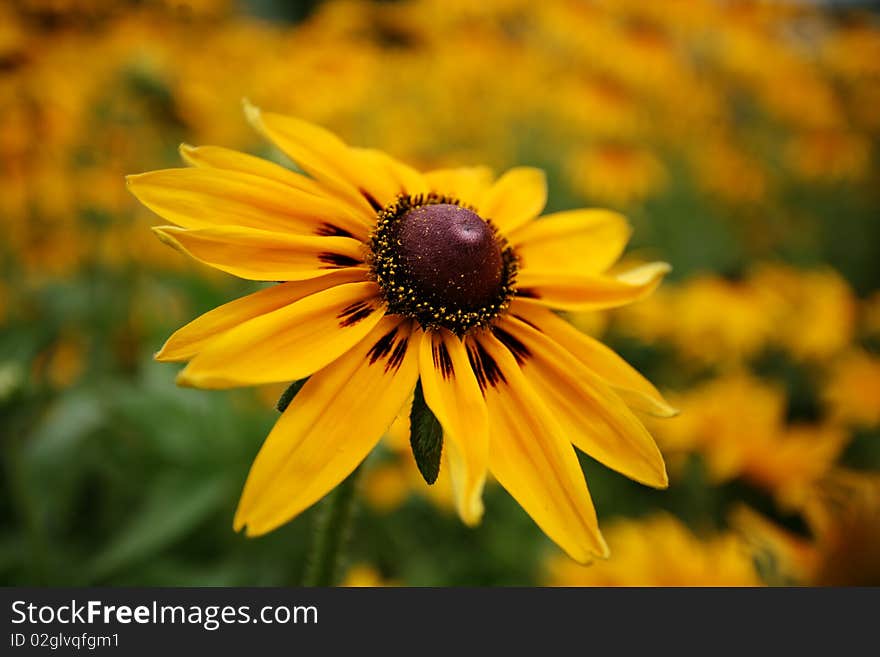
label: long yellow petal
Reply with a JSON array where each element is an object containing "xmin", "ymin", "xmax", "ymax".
[
  {"xmin": 155, "ymin": 270, "xmax": 366, "ymax": 363},
  {"xmin": 510, "ymin": 209, "xmax": 632, "ymax": 276},
  {"xmin": 180, "ymin": 143, "xmax": 378, "ymax": 231},
  {"xmin": 494, "ymin": 317, "xmax": 668, "ymax": 489},
  {"xmin": 127, "ymin": 167, "xmax": 369, "ymax": 239},
  {"xmin": 152, "ymin": 225, "xmax": 365, "ymax": 282},
  {"xmin": 418, "ymin": 327, "xmax": 489, "ymax": 526},
  {"xmin": 244, "ymin": 102, "xmax": 401, "ymax": 212},
  {"xmin": 179, "ymin": 144, "xmax": 327, "ymax": 197},
  {"xmin": 471, "ymin": 331, "xmax": 609, "ymax": 563},
  {"xmin": 509, "ymin": 299, "xmax": 677, "ymax": 417},
  {"xmin": 516, "ymin": 261, "xmax": 671, "ymax": 311},
  {"xmin": 477, "ymin": 167, "xmax": 547, "ymax": 235},
  {"xmin": 234, "ymin": 318, "xmax": 420, "ymax": 535},
  {"xmin": 177, "ymin": 281, "xmax": 384, "ymax": 388},
  {"xmin": 424, "ymin": 166, "xmax": 494, "ymax": 207},
  {"xmin": 352, "ymin": 147, "xmax": 430, "ymax": 198}
]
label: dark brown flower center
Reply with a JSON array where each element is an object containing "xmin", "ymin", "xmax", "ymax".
[
  {"xmin": 368, "ymin": 194, "xmax": 518, "ymax": 334},
  {"xmin": 397, "ymin": 203, "xmax": 503, "ymax": 309}
]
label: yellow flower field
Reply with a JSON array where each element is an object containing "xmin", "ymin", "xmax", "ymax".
[{"xmin": 1, "ymin": 0, "xmax": 878, "ymax": 586}]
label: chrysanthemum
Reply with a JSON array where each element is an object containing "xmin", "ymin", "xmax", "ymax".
[{"xmin": 127, "ymin": 103, "xmax": 674, "ymax": 562}]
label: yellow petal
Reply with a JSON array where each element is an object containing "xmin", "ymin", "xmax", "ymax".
[
  {"xmin": 510, "ymin": 209, "xmax": 632, "ymax": 275},
  {"xmin": 155, "ymin": 270, "xmax": 366, "ymax": 363},
  {"xmin": 510, "ymin": 299, "xmax": 677, "ymax": 417},
  {"xmin": 477, "ymin": 167, "xmax": 547, "ymax": 235},
  {"xmin": 424, "ymin": 166, "xmax": 494, "ymax": 207},
  {"xmin": 234, "ymin": 318, "xmax": 420, "ymax": 535},
  {"xmin": 418, "ymin": 327, "xmax": 488, "ymax": 526},
  {"xmin": 352, "ymin": 147, "xmax": 429, "ymax": 198},
  {"xmin": 127, "ymin": 167, "xmax": 368, "ymax": 239},
  {"xmin": 494, "ymin": 317, "xmax": 668, "ymax": 489},
  {"xmin": 471, "ymin": 331, "xmax": 609, "ymax": 562},
  {"xmin": 179, "ymin": 144, "xmax": 326, "ymax": 196},
  {"xmin": 244, "ymin": 102, "xmax": 400, "ymax": 212},
  {"xmin": 180, "ymin": 143, "xmax": 378, "ymax": 230},
  {"xmin": 517, "ymin": 261, "xmax": 671, "ymax": 311},
  {"xmin": 177, "ymin": 281, "xmax": 384, "ymax": 388},
  {"xmin": 152, "ymin": 225, "xmax": 365, "ymax": 282}
]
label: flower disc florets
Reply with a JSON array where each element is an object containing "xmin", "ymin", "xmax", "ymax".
[{"xmin": 368, "ymin": 193, "xmax": 518, "ymax": 334}]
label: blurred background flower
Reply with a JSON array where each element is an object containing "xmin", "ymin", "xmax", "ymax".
[{"xmin": 1, "ymin": 0, "xmax": 878, "ymax": 586}]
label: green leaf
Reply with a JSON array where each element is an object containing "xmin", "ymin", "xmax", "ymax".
[
  {"xmin": 409, "ymin": 381, "xmax": 443, "ymax": 485},
  {"xmin": 87, "ymin": 473, "xmax": 229, "ymax": 582},
  {"xmin": 276, "ymin": 379, "xmax": 307, "ymax": 413},
  {"xmin": 25, "ymin": 389, "xmax": 105, "ymax": 471}
]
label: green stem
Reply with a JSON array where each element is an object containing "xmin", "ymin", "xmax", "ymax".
[{"xmin": 302, "ymin": 465, "xmax": 363, "ymax": 587}]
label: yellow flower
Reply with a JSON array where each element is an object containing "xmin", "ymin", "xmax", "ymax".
[
  {"xmin": 688, "ymin": 135, "xmax": 768, "ymax": 204},
  {"xmin": 654, "ymin": 372, "xmax": 847, "ymax": 509},
  {"xmin": 558, "ymin": 74, "xmax": 643, "ymax": 140},
  {"xmin": 803, "ymin": 471, "xmax": 880, "ymax": 586},
  {"xmin": 128, "ymin": 104, "xmax": 674, "ymax": 563},
  {"xmin": 565, "ymin": 142, "xmax": 667, "ymax": 207},
  {"xmin": 821, "ymin": 20, "xmax": 880, "ymax": 81},
  {"xmin": 546, "ymin": 513, "xmax": 761, "ymax": 587},
  {"xmin": 668, "ymin": 275, "xmax": 776, "ymax": 366},
  {"xmin": 785, "ymin": 130, "xmax": 871, "ymax": 183},
  {"xmin": 361, "ymin": 461, "xmax": 413, "ymax": 513},
  {"xmin": 735, "ymin": 470, "xmax": 880, "ymax": 586},
  {"xmin": 752, "ymin": 264, "xmax": 856, "ymax": 362},
  {"xmin": 614, "ymin": 274, "xmax": 775, "ymax": 367},
  {"xmin": 823, "ymin": 349, "xmax": 880, "ymax": 428},
  {"xmin": 341, "ymin": 563, "xmax": 397, "ymax": 587}
]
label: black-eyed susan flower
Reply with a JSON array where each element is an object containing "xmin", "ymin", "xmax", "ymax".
[{"xmin": 127, "ymin": 103, "xmax": 674, "ymax": 563}]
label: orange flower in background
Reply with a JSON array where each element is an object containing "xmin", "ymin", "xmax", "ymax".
[
  {"xmin": 689, "ymin": 136, "xmax": 768, "ymax": 204},
  {"xmin": 128, "ymin": 104, "xmax": 675, "ymax": 562},
  {"xmin": 565, "ymin": 142, "xmax": 667, "ymax": 207},
  {"xmin": 614, "ymin": 275, "xmax": 776, "ymax": 367},
  {"xmin": 654, "ymin": 372, "xmax": 847, "ymax": 509},
  {"xmin": 752, "ymin": 264, "xmax": 856, "ymax": 362},
  {"xmin": 785, "ymin": 131, "xmax": 871, "ymax": 183},
  {"xmin": 616, "ymin": 265, "xmax": 860, "ymax": 369},
  {"xmin": 342, "ymin": 563, "xmax": 397, "ymax": 587},
  {"xmin": 546, "ymin": 513, "xmax": 761, "ymax": 587},
  {"xmin": 823, "ymin": 349, "xmax": 880, "ymax": 428},
  {"xmin": 735, "ymin": 471, "xmax": 880, "ymax": 586}
]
